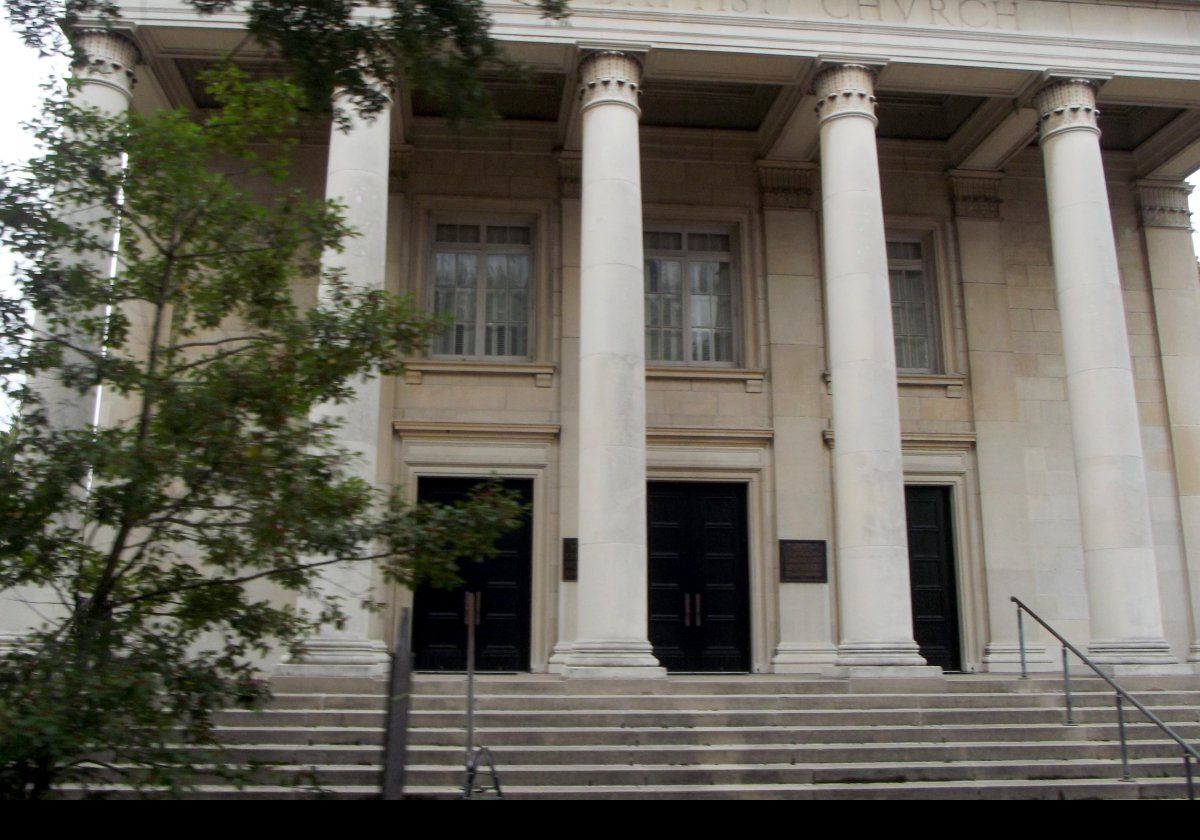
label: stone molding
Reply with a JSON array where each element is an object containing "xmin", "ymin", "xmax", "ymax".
[
  {"xmin": 388, "ymin": 145, "xmax": 412, "ymax": 194},
  {"xmin": 578, "ymin": 50, "xmax": 642, "ymax": 114},
  {"xmin": 813, "ymin": 64, "xmax": 877, "ymax": 126},
  {"xmin": 70, "ymin": 28, "xmax": 140, "ymax": 85},
  {"xmin": 949, "ymin": 169, "xmax": 1003, "ymax": 220},
  {"xmin": 559, "ymin": 152, "xmax": 581, "ymax": 199},
  {"xmin": 756, "ymin": 161, "xmax": 814, "ymax": 209},
  {"xmin": 1136, "ymin": 180, "xmax": 1193, "ymax": 230},
  {"xmin": 1034, "ymin": 78, "xmax": 1100, "ymax": 141}
]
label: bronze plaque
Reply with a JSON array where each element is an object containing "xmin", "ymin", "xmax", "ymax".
[
  {"xmin": 780, "ymin": 540, "xmax": 827, "ymax": 583},
  {"xmin": 562, "ymin": 538, "xmax": 578, "ymax": 582}
]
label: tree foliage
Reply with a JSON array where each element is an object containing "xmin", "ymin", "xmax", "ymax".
[
  {"xmin": 0, "ymin": 65, "xmax": 524, "ymax": 799},
  {"xmin": 6, "ymin": 0, "xmax": 569, "ymax": 121}
]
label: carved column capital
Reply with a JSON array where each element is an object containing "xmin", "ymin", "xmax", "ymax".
[
  {"xmin": 559, "ymin": 152, "xmax": 582, "ymax": 200},
  {"xmin": 1034, "ymin": 78, "xmax": 1100, "ymax": 142},
  {"xmin": 949, "ymin": 169, "xmax": 1003, "ymax": 220},
  {"xmin": 813, "ymin": 64, "xmax": 877, "ymax": 126},
  {"xmin": 1136, "ymin": 180, "xmax": 1193, "ymax": 230},
  {"xmin": 578, "ymin": 51, "xmax": 642, "ymax": 115},
  {"xmin": 70, "ymin": 28, "xmax": 140, "ymax": 86},
  {"xmin": 757, "ymin": 161, "xmax": 814, "ymax": 209}
]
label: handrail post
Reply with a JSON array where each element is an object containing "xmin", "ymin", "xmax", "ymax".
[
  {"xmin": 1186, "ymin": 754, "xmax": 1194, "ymax": 801},
  {"xmin": 1061, "ymin": 645, "xmax": 1074, "ymax": 726},
  {"xmin": 1017, "ymin": 604, "xmax": 1028, "ymax": 680},
  {"xmin": 1116, "ymin": 693, "xmax": 1132, "ymax": 781}
]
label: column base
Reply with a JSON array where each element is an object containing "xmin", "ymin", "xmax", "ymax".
[
  {"xmin": 1187, "ymin": 642, "xmax": 1200, "ymax": 664},
  {"xmin": 1086, "ymin": 638, "xmax": 1178, "ymax": 667},
  {"xmin": 835, "ymin": 640, "xmax": 928, "ymax": 668},
  {"xmin": 983, "ymin": 641, "xmax": 1056, "ymax": 673},
  {"xmin": 562, "ymin": 640, "xmax": 666, "ymax": 679},
  {"xmin": 547, "ymin": 642, "xmax": 574, "ymax": 675},
  {"xmin": 772, "ymin": 642, "xmax": 838, "ymax": 673},
  {"xmin": 277, "ymin": 637, "xmax": 391, "ymax": 678}
]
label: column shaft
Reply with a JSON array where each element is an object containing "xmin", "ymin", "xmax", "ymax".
[
  {"xmin": 563, "ymin": 52, "xmax": 663, "ymax": 678},
  {"xmin": 1136, "ymin": 181, "xmax": 1200, "ymax": 663},
  {"xmin": 1036, "ymin": 80, "xmax": 1173, "ymax": 664},
  {"xmin": 816, "ymin": 65, "xmax": 925, "ymax": 668},
  {"xmin": 287, "ymin": 99, "xmax": 393, "ymax": 673}
]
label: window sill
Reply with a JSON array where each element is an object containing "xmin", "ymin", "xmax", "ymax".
[
  {"xmin": 403, "ymin": 360, "xmax": 556, "ymax": 388},
  {"xmin": 822, "ymin": 371, "xmax": 965, "ymax": 398},
  {"xmin": 647, "ymin": 366, "xmax": 766, "ymax": 393}
]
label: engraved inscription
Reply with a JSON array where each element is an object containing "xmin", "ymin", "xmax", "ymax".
[
  {"xmin": 780, "ymin": 540, "xmax": 828, "ymax": 583},
  {"xmin": 581, "ymin": 0, "xmax": 1020, "ymax": 30}
]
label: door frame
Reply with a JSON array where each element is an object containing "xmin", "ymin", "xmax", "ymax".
[
  {"xmin": 902, "ymin": 442, "xmax": 985, "ymax": 674},
  {"xmin": 647, "ymin": 433, "xmax": 773, "ymax": 674},
  {"xmin": 392, "ymin": 425, "xmax": 557, "ymax": 672}
]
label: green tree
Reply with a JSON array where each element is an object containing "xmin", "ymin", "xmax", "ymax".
[{"xmin": 0, "ymin": 64, "xmax": 524, "ymax": 799}]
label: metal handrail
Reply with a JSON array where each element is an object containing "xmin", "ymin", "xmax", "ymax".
[{"xmin": 1012, "ymin": 596, "xmax": 1199, "ymax": 799}]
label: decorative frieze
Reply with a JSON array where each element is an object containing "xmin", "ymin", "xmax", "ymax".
[
  {"xmin": 949, "ymin": 169, "xmax": 1003, "ymax": 220},
  {"xmin": 559, "ymin": 153, "xmax": 581, "ymax": 200},
  {"xmin": 578, "ymin": 50, "xmax": 642, "ymax": 114},
  {"xmin": 1136, "ymin": 180, "xmax": 1193, "ymax": 230},
  {"xmin": 70, "ymin": 28, "xmax": 140, "ymax": 84},
  {"xmin": 757, "ymin": 162, "xmax": 814, "ymax": 209},
  {"xmin": 1034, "ymin": 78, "xmax": 1100, "ymax": 141},
  {"xmin": 813, "ymin": 64, "xmax": 877, "ymax": 125}
]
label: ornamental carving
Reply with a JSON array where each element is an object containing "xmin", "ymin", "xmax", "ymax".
[
  {"xmin": 757, "ymin": 162, "xmax": 814, "ymax": 209},
  {"xmin": 813, "ymin": 64, "xmax": 877, "ymax": 124},
  {"xmin": 1034, "ymin": 78, "xmax": 1100, "ymax": 141},
  {"xmin": 1136, "ymin": 181, "xmax": 1193, "ymax": 230},
  {"xmin": 578, "ymin": 51, "xmax": 642, "ymax": 113},
  {"xmin": 70, "ymin": 28, "xmax": 140, "ymax": 87},
  {"xmin": 949, "ymin": 171, "xmax": 1003, "ymax": 219}
]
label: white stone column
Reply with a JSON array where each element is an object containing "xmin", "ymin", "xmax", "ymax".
[
  {"xmin": 562, "ymin": 52, "xmax": 663, "ymax": 678},
  {"xmin": 285, "ymin": 97, "xmax": 393, "ymax": 674},
  {"xmin": 1135, "ymin": 180, "xmax": 1200, "ymax": 664},
  {"xmin": 1035, "ymin": 79, "xmax": 1173, "ymax": 665},
  {"xmin": 816, "ymin": 65, "xmax": 926, "ymax": 669},
  {"xmin": 35, "ymin": 29, "xmax": 139, "ymax": 433},
  {"xmin": 951, "ymin": 171, "xmax": 1054, "ymax": 671}
]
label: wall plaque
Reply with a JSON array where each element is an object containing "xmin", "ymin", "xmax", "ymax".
[
  {"xmin": 562, "ymin": 538, "xmax": 578, "ymax": 582},
  {"xmin": 780, "ymin": 540, "xmax": 827, "ymax": 583}
]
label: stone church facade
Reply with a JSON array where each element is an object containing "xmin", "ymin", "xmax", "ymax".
[{"xmin": 10, "ymin": 0, "xmax": 1200, "ymax": 678}]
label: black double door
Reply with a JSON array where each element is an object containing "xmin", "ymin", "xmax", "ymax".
[
  {"xmin": 411, "ymin": 477, "xmax": 533, "ymax": 672},
  {"xmin": 905, "ymin": 485, "xmax": 962, "ymax": 671},
  {"xmin": 647, "ymin": 482, "xmax": 751, "ymax": 672}
]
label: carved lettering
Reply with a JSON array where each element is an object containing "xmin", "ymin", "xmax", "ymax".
[
  {"xmin": 959, "ymin": 0, "xmax": 989, "ymax": 26},
  {"xmin": 822, "ymin": 0, "xmax": 851, "ymax": 18},
  {"xmin": 929, "ymin": 0, "xmax": 951, "ymax": 24},
  {"xmin": 577, "ymin": 0, "xmax": 1021, "ymax": 29},
  {"xmin": 893, "ymin": 0, "xmax": 917, "ymax": 22},
  {"xmin": 857, "ymin": 0, "xmax": 882, "ymax": 20}
]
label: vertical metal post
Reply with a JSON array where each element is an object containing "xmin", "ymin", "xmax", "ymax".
[
  {"xmin": 382, "ymin": 607, "xmax": 413, "ymax": 800},
  {"xmin": 1017, "ymin": 605, "xmax": 1028, "ymax": 680},
  {"xmin": 1185, "ymin": 754, "xmax": 1194, "ymax": 801},
  {"xmin": 1062, "ymin": 645, "xmax": 1074, "ymax": 725},
  {"xmin": 463, "ymin": 591, "xmax": 478, "ymax": 798},
  {"xmin": 1116, "ymin": 693, "xmax": 1131, "ymax": 781}
]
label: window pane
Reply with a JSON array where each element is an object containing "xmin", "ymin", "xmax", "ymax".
[
  {"xmin": 688, "ymin": 261, "xmax": 733, "ymax": 363},
  {"xmin": 645, "ymin": 258, "xmax": 684, "ymax": 362},
  {"xmin": 483, "ymin": 254, "xmax": 530, "ymax": 357},
  {"xmin": 889, "ymin": 259, "xmax": 934, "ymax": 371}
]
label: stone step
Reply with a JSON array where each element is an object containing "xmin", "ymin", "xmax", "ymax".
[
  {"xmin": 402, "ymin": 776, "xmax": 1192, "ymax": 800},
  {"xmin": 404, "ymin": 721, "xmax": 1200, "ymax": 746},
  {"xmin": 402, "ymin": 690, "xmax": 1200, "ymax": 712}
]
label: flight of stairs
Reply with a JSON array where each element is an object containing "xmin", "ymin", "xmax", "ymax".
[{"xmin": 201, "ymin": 672, "xmax": 1200, "ymax": 799}]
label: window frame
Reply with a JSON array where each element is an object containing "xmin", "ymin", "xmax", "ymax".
[
  {"xmin": 886, "ymin": 229, "xmax": 945, "ymax": 376},
  {"xmin": 426, "ymin": 216, "xmax": 537, "ymax": 362},
  {"xmin": 642, "ymin": 223, "xmax": 742, "ymax": 369}
]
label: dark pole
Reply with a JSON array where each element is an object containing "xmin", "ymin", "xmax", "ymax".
[{"xmin": 382, "ymin": 607, "xmax": 414, "ymax": 800}]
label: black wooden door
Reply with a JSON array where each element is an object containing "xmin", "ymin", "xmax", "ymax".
[
  {"xmin": 647, "ymin": 482, "xmax": 750, "ymax": 672},
  {"xmin": 905, "ymin": 485, "xmax": 962, "ymax": 671},
  {"xmin": 412, "ymin": 477, "xmax": 533, "ymax": 671}
]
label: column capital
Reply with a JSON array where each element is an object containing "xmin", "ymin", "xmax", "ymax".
[
  {"xmin": 1135, "ymin": 179, "xmax": 1193, "ymax": 230},
  {"xmin": 578, "ymin": 51, "xmax": 642, "ymax": 115},
  {"xmin": 70, "ymin": 28, "xmax": 141, "ymax": 86},
  {"xmin": 949, "ymin": 169, "xmax": 1003, "ymax": 220},
  {"xmin": 1034, "ymin": 78, "xmax": 1100, "ymax": 142},
  {"xmin": 813, "ymin": 64, "xmax": 877, "ymax": 126},
  {"xmin": 757, "ymin": 161, "xmax": 814, "ymax": 209}
]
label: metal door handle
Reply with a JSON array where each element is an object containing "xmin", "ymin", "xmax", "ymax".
[
  {"xmin": 684, "ymin": 592, "xmax": 691, "ymax": 627},
  {"xmin": 694, "ymin": 593, "xmax": 702, "ymax": 627},
  {"xmin": 474, "ymin": 592, "xmax": 482, "ymax": 626}
]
